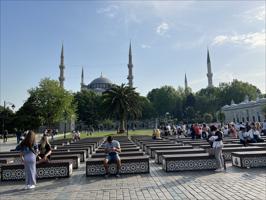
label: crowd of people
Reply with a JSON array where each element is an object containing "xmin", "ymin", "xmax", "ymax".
[{"xmin": 158, "ymin": 120, "xmax": 266, "ymax": 145}]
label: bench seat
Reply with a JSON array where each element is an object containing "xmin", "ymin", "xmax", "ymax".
[
  {"xmin": 162, "ymin": 153, "xmax": 218, "ymax": 172},
  {"xmin": 232, "ymin": 151, "xmax": 266, "ymax": 168},
  {"xmin": 200, "ymin": 144, "xmax": 243, "ymax": 149},
  {"xmin": 222, "ymin": 146, "xmax": 266, "ymax": 161},
  {"xmin": 95, "ymin": 147, "xmax": 140, "ymax": 153},
  {"xmin": 148, "ymin": 145, "xmax": 192, "ymax": 158},
  {"xmin": 86, "ymin": 156, "xmax": 149, "ymax": 176},
  {"xmin": 155, "ymin": 148, "xmax": 206, "ymax": 164},
  {"xmin": 1, "ymin": 160, "xmax": 73, "ymax": 181},
  {"xmin": 50, "ymin": 154, "xmax": 80, "ymax": 169},
  {"xmin": 52, "ymin": 150, "xmax": 86, "ymax": 162},
  {"xmin": 91, "ymin": 151, "xmax": 144, "ymax": 158}
]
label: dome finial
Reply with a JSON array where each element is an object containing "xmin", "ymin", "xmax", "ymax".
[{"xmin": 100, "ymin": 72, "xmax": 103, "ymax": 77}]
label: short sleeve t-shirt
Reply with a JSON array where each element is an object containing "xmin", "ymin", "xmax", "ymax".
[{"xmin": 105, "ymin": 140, "xmax": 120, "ymax": 155}]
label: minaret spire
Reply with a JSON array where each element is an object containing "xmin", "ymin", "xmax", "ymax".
[
  {"xmin": 185, "ymin": 73, "xmax": 188, "ymax": 92},
  {"xmin": 127, "ymin": 41, "xmax": 133, "ymax": 87},
  {"xmin": 59, "ymin": 43, "xmax": 65, "ymax": 88},
  {"xmin": 207, "ymin": 48, "xmax": 213, "ymax": 87},
  {"xmin": 81, "ymin": 67, "xmax": 84, "ymax": 91}
]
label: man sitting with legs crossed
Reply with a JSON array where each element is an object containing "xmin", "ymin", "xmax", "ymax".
[{"xmin": 103, "ymin": 136, "xmax": 121, "ymax": 178}]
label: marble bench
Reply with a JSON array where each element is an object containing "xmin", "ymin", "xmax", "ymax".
[
  {"xmin": 155, "ymin": 148, "xmax": 206, "ymax": 164},
  {"xmin": 91, "ymin": 151, "xmax": 144, "ymax": 158},
  {"xmin": 1, "ymin": 160, "xmax": 73, "ymax": 181},
  {"xmin": 232, "ymin": 151, "xmax": 266, "ymax": 168},
  {"xmin": 148, "ymin": 145, "xmax": 193, "ymax": 158},
  {"xmin": 52, "ymin": 150, "xmax": 86, "ymax": 162},
  {"xmin": 86, "ymin": 156, "xmax": 149, "ymax": 176},
  {"xmin": 222, "ymin": 146, "xmax": 266, "ymax": 161},
  {"xmin": 50, "ymin": 154, "xmax": 80, "ymax": 169},
  {"xmin": 95, "ymin": 147, "xmax": 140, "ymax": 153},
  {"xmin": 162, "ymin": 153, "xmax": 218, "ymax": 172}
]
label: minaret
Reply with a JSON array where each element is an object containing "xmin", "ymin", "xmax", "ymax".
[
  {"xmin": 59, "ymin": 44, "xmax": 65, "ymax": 88},
  {"xmin": 127, "ymin": 42, "xmax": 133, "ymax": 87},
  {"xmin": 184, "ymin": 73, "xmax": 188, "ymax": 92},
  {"xmin": 80, "ymin": 67, "xmax": 84, "ymax": 91},
  {"xmin": 207, "ymin": 48, "xmax": 213, "ymax": 87}
]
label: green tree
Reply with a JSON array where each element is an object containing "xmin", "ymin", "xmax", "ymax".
[
  {"xmin": 0, "ymin": 106, "xmax": 15, "ymax": 133},
  {"xmin": 203, "ymin": 113, "xmax": 213, "ymax": 123},
  {"xmin": 139, "ymin": 96, "xmax": 156, "ymax": 120},
  {"xmin": 26, "ymin": 78, "xmax": 76, "ymax": 128},
  {"xmin": 262, "ymin": 105, "xmax": 266, "ymax": 118},
  {"xmin": 74, "ymin": 90, "xmax": 102, "ymax": 128},
  {"xmin": 102, "ymin": 84, "xmax": 141, "ymax": 133},
  {"xmin": 147, "ymin": 86, "xmax": 181, "ymax": 117}
]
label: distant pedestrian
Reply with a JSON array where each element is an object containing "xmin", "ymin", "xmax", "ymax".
[
  {"xmin": 15, "ymin": 128, "xmax": 22, "ymax": 144},
  {"xmin": 3, "ymin": 129, "xmax": 8, "ymax": 143},
  {"xmin": 19, "ymin": 130, "xmax": 38, "ymax": 189}
]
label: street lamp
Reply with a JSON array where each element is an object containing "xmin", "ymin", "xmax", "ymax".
[
  {"xmin": 1, "ymin": 101, "xmax": 15, "ymax": 136},
  {"xmin": 64, "ymin": 111, "xmax": 67, "ymax": 139}
]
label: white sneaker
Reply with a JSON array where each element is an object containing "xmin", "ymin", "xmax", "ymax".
[
  {"xmin": 214, "ymin": 168, "xmax": 224, "ymax": 172},
  {"xmin": 28, "ymin": 185, "xmax": 36, "ymax": 189},
  {"xmin": 24, "ymin": 185, "xmax": 29, "ymax": 190}
]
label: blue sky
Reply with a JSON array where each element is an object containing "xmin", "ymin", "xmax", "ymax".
[{"xmin": 1, "ymin": 0, "xmax": 265, "ymax": 110}]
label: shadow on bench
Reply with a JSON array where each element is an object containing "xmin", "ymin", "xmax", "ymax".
[{"xmin": 86, "ymin": 156, "xmax": 149, "ymax": 176}]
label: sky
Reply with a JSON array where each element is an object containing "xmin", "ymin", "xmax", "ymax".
[{"xmin": 1, "ymin": 0, "xmax": 265, "ymax": 110}]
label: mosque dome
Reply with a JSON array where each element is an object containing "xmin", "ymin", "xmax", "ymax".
[{"xmin": 87, "ymin": 74, "xmax": 113, "ymax": 93}]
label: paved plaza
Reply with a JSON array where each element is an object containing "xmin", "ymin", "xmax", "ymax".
[{"xmin": 0, "ymin": 139, "xmax": 265, "ymax": 200}]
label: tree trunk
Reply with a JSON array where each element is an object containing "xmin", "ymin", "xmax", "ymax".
[{"xmin": 119, "ymin": 118, "xmax": 125, "ymax": 133}]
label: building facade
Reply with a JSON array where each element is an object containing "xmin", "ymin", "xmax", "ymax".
[{"xmin": 221, "ymin": 96, "xmax": 266, "ymax": 123}]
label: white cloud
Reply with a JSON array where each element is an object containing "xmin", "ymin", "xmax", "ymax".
[
  {"xmin": 97, "ymin": 5, "xmax": 119, "ymax": 18},
  {"xmin": 156, "ymin": 22, "xmax": 169, "ymax": 36},
  {"xmin": 141, "ymin": 44, "xmax": 151, "ymax": 49},
  {"xmin": 212, "ymin": 30, "xmax": 266, "ymax": 48},
  {"xmin": 241, "ymin": 6, "xmax": 266, "ymax": 22}
]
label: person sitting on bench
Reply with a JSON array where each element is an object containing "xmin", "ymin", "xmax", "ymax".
[
  {"xmin": 38, "ymin": 134, "xmax": 52, "ymax": 164},
  {"xmin": 103, "ymin": 136, "xmax": 121, "ymax": 178}
]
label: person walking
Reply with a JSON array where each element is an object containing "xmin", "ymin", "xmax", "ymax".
[
  {"xmin": 19, "ymin": 130, "xmax": 38, "ymax": 189},
  {"xmin": 3, "ymin": 129, "xmax": 8, "ymax": 143}
]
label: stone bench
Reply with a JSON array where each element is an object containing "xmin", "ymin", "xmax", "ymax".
[
  {"xmin": 50, "ymin": 154, "xmax": 80, "ymax": 169},
  {"xmin": 248, "ymin": 143, "xmax": 266, "ymax": 147},
  {"xmin": 0, "ymin": 153, "xmax": 21, "ymax": 163},
  {"xmin": 52, "ymin": 150, "xmax": 86, "ymax": 162},
  {"xmin": 56, "ymin": 143, "xmax": 97, "ymax": 151},
  {"xmin": 232, "ymin": 151, "xmax": 266, "ymax": 168},
  {"xmin": 98, "ymin": 144, "xmax": 137, "ymax": 149},
  {"xmin": 155, "ymin": 148, "xmax": 206, "ymax": 164},
  {"xmin": 148, "ymin": 145, "xmax": 193, "ymax": 158},
  {"xmin": 54, "ymin": 146, "xmax": 91, "ymax": 157},
  {"xmin": 86, "ymin": 156, "xmax": 149, "ymax": 176},
  {"xmin": 141, "ymin": 141, "xmax": 175, "ymax": 150},
  {"xmin": 95, "ymin": 147, "xmax": 140, "ymax": 153},
  {"xmin": 223, "ymin": 146, "xmax": 266, "ymax": 161},
  {"xmin": 200, "ymin": 144, "xmax": 243, "ymax": 149},
  {"xmin": 162, "ymin": 153, "xmax": 218, "ymax": 172},
  {"xmin": 91, "ymin": 151, "xmax": 144, "ymax": 158},
  {"xmin": 1, "ymin": 160, "xmax": 73, "ymax": 181}
]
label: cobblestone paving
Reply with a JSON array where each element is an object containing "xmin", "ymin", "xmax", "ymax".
[{"xmin": 0, "ymin": 140, "xmax": 266, "ymax": 200}]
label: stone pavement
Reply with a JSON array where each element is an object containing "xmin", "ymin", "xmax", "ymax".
[{"xmin": 0, "ymin": 140, "xmax": 265, "ymax": 200}]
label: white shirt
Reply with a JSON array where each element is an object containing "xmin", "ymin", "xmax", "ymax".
[{"xmin": 247, "ymin": 129, "xmax": 255, "ymax": 139}]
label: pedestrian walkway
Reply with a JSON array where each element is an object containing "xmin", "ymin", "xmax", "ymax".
[{"xmin": 0, "ymin": 159, "xmax": 265, "ymax": 200}]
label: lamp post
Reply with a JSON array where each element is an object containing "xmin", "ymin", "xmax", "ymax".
[
  {"xmin": 64, "ymin": 111, "xmax": 67, "ymax": 139},
  {"xmin": 1, "ymin": 101, "xmax": 15, "ymax": 136}
]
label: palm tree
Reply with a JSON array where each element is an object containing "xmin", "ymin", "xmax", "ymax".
[{"xmin": 102, "ymin": 84, "xmax": 142, "ymax": 133}]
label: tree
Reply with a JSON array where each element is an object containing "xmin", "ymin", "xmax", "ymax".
[
  {"xmin": 102, "ymin": 84, "xmax": 141, "ymax": 133},
  {"xmin": 147, "ymin": 86, "xmax": 181, "ymax": 118},
  {"xmin": 74, "ymin": 90, "xmax": 102, "ymax": 128},
  {"xmin": 139, "ymin": 96, "xmax": 156, "ymax": 120},
  {"xmin": 0, "ymin": 106, "xmax": 15, "ymax": 133},
  {"xmin": 26, "ymin": 78, "xmax": 76, "ymax": 128},
  {"xmin": 262, "ymin": 105, "xmax": 266, "ymax": 119},
  {"xmin": 203, "ymin": 113, "xmax": 213, "ymax": 123}
]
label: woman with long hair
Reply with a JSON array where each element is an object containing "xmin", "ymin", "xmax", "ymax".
[
  {"xmin": 38, "ymin": 134, "xmax": 52, "ymax": 163},
  {"xmin": 19, "ymin": 130, "xmax": 38, "ymax": 189}
]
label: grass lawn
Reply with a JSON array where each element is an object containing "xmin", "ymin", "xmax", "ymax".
[{"xmin": 56, "ymin": 129, "xmax": 153, "ymax": 140}]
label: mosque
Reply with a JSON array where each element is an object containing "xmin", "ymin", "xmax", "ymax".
[{"xmin": 58, "ymin": 42, "xmax": 134, "ymax": 94}]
